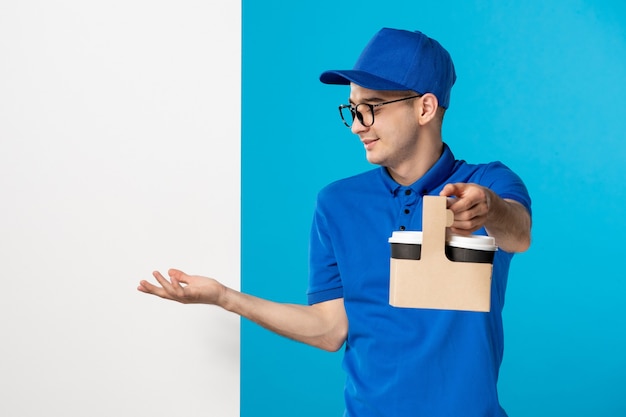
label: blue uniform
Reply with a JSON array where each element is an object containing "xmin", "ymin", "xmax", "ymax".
[{"xmin": 307, "ymin": 144, "xmax": 531, "ymax": 417}]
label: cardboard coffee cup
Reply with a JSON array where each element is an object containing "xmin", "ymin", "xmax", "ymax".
[
  {"xmin": 445, "ymin": 234, "xmax": 497, "ymax": 264},
  {"xmin": 388, "ymin": 231, "xmax": 423, "ymax": 260}
]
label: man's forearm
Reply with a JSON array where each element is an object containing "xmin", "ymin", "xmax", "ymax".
[
  {"xmin": 485, "ymin": 193, "xmax": 531, "ymax": 253},
  {"xmin": 219, "ymin": 288, "xmax": 348, "ymax": 352}
]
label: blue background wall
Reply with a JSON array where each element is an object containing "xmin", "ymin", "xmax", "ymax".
[{"xmin": 242, "ymin": 1, "xmax": 626, "ymax": 415}]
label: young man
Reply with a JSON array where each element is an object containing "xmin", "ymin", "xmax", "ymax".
[{"xmin": 138, "ymin": 28, "xmax": 531, "ymax": 417}]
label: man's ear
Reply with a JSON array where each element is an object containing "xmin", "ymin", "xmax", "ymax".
[{"xmin": 416, "ymin": 93, "xmax": 439, "ymax": 125}]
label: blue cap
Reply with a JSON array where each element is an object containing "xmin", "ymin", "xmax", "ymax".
[{"xmin": 320, "ymin": 28, "xmax": 456, "ymax": 108}]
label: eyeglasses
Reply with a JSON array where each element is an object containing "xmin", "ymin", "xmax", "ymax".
[{"xmin": 338, "ymin": 95, "xmax": 422, "ymax": 128}]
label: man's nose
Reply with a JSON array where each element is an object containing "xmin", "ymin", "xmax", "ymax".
[{"xmin": 350, "ymin": 117, "xmax": 368, "ymax": 134}]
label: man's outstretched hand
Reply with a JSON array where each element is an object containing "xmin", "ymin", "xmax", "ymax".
[{"xmin": 138, "ymin": 269, "xmax": 226, "ymax": 305}]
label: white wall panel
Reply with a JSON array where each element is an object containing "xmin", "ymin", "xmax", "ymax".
[{"xmin": 0, "ymin": 2, "xmax": 240, "ymax": 416}]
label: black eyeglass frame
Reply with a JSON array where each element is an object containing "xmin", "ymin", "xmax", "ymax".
[{"xmin": 338, "ymin": 94, "xmax": 422, "ymax": 128}]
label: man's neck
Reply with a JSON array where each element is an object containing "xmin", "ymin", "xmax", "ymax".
[{"xmin": 387, "ymin": 140, "xmax": 444, "ymax": 186}]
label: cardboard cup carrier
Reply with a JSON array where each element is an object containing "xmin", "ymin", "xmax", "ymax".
[{"xmin": 388, "ymin": 196, "xmax": 497, "ymax": 312}]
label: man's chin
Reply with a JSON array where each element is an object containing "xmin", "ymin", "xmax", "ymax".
[{"xmin": 365, "ymin": 152, "xmax": 383, "ymax": 166}]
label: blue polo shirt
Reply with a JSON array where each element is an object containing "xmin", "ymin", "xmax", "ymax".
[{"xmin": 307, "ymin": 143, "xmax": 531, "ymax": 417}]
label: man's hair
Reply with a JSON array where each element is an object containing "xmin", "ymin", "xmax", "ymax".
[{"xmin": 436, "ymin": 107, "xmax": 446, "ymax": 129}]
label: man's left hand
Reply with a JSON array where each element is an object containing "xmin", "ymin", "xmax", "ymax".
[{"xmin": 439, "ymin": 182, "xmax": 494, "ymax": 235}]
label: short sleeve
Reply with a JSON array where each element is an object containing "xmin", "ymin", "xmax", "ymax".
[
  {"xmin": 306, "ymin": 192, "xmax": 344, "ymax": 305},
  {"xmin": 479, "ymin": 162, "xmax": 532, "ymax": 217}
]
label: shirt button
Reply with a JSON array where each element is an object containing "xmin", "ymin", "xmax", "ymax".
[
  {"xmin": 404, "ymin": 209, "xmax": 410, "ymax": 214},
  {"xmin": 404, "ymin": 190, "xmax": 411, "ymax": 195},
  {"xmin": 399, "ymin": 225, "xmax": 406, "ymax": 231}
]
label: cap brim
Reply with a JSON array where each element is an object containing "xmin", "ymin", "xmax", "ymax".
[{"xmin": 319, "ymin": 70, "xmax": 411, "ymax": 92}]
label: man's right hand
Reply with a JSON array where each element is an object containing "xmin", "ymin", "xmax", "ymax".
[
  {"xmin": 138, "ymin": 269, "xmax": 226, "ymax": 305},
  {"xmin": 138, "ymin": 269, "xmax": 348, "ymax": 352}
]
